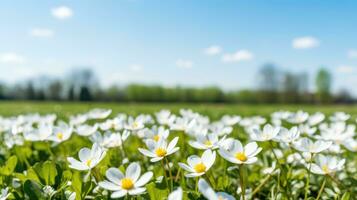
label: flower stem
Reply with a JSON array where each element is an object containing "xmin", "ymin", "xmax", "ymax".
[
  {"xmin": 161, "ymin": 160, "xmax": 169, "ymax": 192},
  {"xmin": 269, "ymin": 141, "xmax": 282, "ymax": 197},
  {"xmin": 252, "ymin": 173, "xmax": 273, "ymax": 197},
  {"xmin": 119, "ymin": 137, "xmax": 127, "ymax": 159},
  {"xmin": 304, "ymin": 153, "xmax": 314, "ymax": 200},
  {"xmin": 316, "ymin": 177, "xmax": 326, "ymax": 200},
  {"xmin": 239, "ymin": 165, "xmax": 246, "ymax": 200},
  {"xmin": 269, "ymin": 141, "xmax": 280, "ymax": 165},
  {"xmin": 195, "ymin": 177, "xmax": 199, "ymax": 193},
  {"xmin": 175, "ymin": 167, "xmax": 181, "ymax": 182},
  {"xmin": 165, "ymin": 157, "xmax": 174, "ymax": 191}
]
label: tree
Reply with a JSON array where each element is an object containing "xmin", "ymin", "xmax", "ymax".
[
  {"xmin": 47, "ymin": 80, "xmax": 63, "ymax": 100},
  {"xmin": 315, "ymin": 68, "xmax": 332, "ymax": 103},
  {"xmin": 25, "ymin": 81, "xmax": 36, "ymax": 100},
  {"xmin": 256, "ymin": 63, "xmax": 280, "ymax": 103},
  {"xmin": 68, "ymin": 85, "xmax": 75, "ymax": 101},
  {"xmin": 79, "ymin": 86, "xmax": 92, "ymax": 101},
  {"xmin": 0, "ymin": 83, "xmax": 5, "ymax": 99}
]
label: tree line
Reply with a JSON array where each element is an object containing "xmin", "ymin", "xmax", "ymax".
[{"xmin": 0, "ymin": 65, "xmax": 354, "ymax": 104}]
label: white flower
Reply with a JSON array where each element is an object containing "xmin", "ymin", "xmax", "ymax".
[
  {"xmin": 343, "ymin": 138, "xmax": 357, "ymax": 152},
  {"xmin": 293, "ymin": 138, "xmax": 332, "ymax": 153},
  {"xmin": 69, "ymin": 114, "xmax": 88, "ymax": 126},
  {"xmin": 169, "ymin": 117, "xmax": 192, "ymax": 131},
  {"xmin": 99, "ymin": 118, "xmax": 125, "ymax": 131},
  {"xmin": 198, "ymin": 178, "xmax": 235, "ymax": 200},
  {"xmin": 90, "ymin": 131, "xmax": 129, "ymax": 149},
  {"xmin": 65, "ymin": 191, "xmax": 76, "ymax": 200},
  {"xmin": 299, "ymin": 124, "xmax": 316, "ymax": 135},
  {"xmin": 179, "ymin": 149, "xmax": 216, "ymax": 177},
  {"xmin": 250, "ymin": 124, "xmax": 280, "ymax": 141},
  {"xmin": 287, "ymin": 110, "xmax": 309, "ymax": 124},
  {"xmin": 275, "ymin": 126, "xmax": 300, "ymax": 143},
  {"xmin": 138, "ymin": 137, "xmax": 179, "ymax": 162},
  {"xmin": 87, "ymin": 108, "xmax": 112, "ymax": 119},
  {"xmin": 47, "ymin": 122, "xmax": 72, "ymax": 143},
  {"xmin": 43, "ymin": 185, "xmax": 56, "ymax": 197},
  {"xmin": 209, "ymin": 122, "xmax": 233, "ymax": 136},
  {"xmin": 76, "ymin": 124, "xmax": 98, "ymax": 136},
  {"xmin": 4, "ymin": 134, "xmax": 24, "ymax": 148},
  {"xmin": 318, "ymin": 122, "xmax": 354, "ymax": 144},
  {"xmin": 138, "ymin": 126, "xmax": 169, "ymax": 142},
  {"xmin": 0, "ymin": 187, "xmax": 10, "ymax": 200},
  {"xmin": 168, "ymin": 187, "xmax": 183, "ymax": 200},
  {"xmin": 308, "ymin": 112, "xmax": 325, "ymax": 126},
  {"xmin": 189, "ymin": 133, "xmax": 226, "ymax": 150},
  {"xmin": 308, "ymin": 155, "xmax": 345, "ymax": 175},
  {"xmin": 155, "ymin": 110, "xmax": 176, "ymax": 125},
  {"xmin": 262, "ymin": 162, "xmax": 278, "ymax": 174},
  {"xmin": 330, "ymin": 112, "xmax": 350, "ymax": 122},
  {"xmin": 124, "ymin": 117, "xmax": 145, "ymax": 131},
  {"xmin": 67, "ymin": 143, "xmax": 106, "ymax": 171},
  {"xmin": 23, "ymin": 123, "xmax": 52, "ymax": 141},
  {"xmin": 220, "ymin": 115, "xmax": 241, "ymax": 126},
  {"xmin": 219, "ymin": 139, "xmax": 262, "ymax": 165},
  {"xmin": 98, "ymin": 162, "xmax": 153, "ymax": 198},
  {"xmin": 239, "ymin": 116, "xmax": 266, "ymax": 128}
]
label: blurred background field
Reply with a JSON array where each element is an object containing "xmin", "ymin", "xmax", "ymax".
[{"xmin": 2, "ymin": 101, "xmax": 357, "ymax": 119}]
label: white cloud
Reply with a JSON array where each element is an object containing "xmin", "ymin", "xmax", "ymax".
[
  {"xmin": 292, "ymin": 36, "xmax": 320, "ymax": 49},
  {"xmin": 347, "ymin": 49, "xmax": 357, "ymax": 58},
  {"xmin": 129, "ymin": 64, "xmax": 143, "ymax": 72},
  {"xmin": 336, "ymin": 65, "xmax": 355, "ymax": 73},
  {"xmin": 0, "ymin": 53, "xmax": 25, "ymax": 64},
  {"xmin": 30, "ymin": 28, "xmax": 54, "ymax": 38},
  {"xmin": 176, "ymin": 59, "xmax": 193, "ymax": 69},
  {"xmin": 222, "ymin": 50, "xmax": 254, "ymax": 63},
  {"xmin": 204, "ymin": 45, "xmax": 222, "ymax": 56},
  {"xmin": 52, "ymin": 6, "xmax": 73, "ymax": 20}
]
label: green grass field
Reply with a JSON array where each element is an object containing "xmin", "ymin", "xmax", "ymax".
[
  {"xmin": 1, "ymin": 101, "xmax": 357, "ymax": 118},
  {"xmin": 1, "ymin": 101, "xmax": 357, "ymax": 199}
]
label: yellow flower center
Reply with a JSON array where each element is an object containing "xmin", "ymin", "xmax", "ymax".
[
  {"xmin": 121, "ymin": 178, "xmax": 134, "ymax": 190},
  {"xmin": 133, "ymin": 122, "xmax": 138, "ymax": 128},
  {"xmin": 57, "ymin": 132, "xmax": 63, "ymax": 140},
  {"xmin": 155, "ymin": 148, "xmax": 167, "ymax": 157},
  {"xmin": 86, "ymin": 159, "xmax": 92, "ymax": 167},
  {"xmin": 153, "ymin": 135, "xmax": 160, "ymax": 142},
  {"xmin": 322, "ymin": 165, "xmax": 330, "ymax": 174},
  {"xmin": 235, "ymin": 152, "xmax": 247, "ymax": 162},
  {"xmin": 204, "ymin": 140, "xmax": 212, "ymax": 147},
  {"xmin": 194, "ymin": 162, "xmax": 206, "ymax": 173}
]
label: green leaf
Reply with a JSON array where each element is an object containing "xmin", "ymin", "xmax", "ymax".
[
  {"xmin": 0, "ymin": 156, "xmax": 17, "ymax": 176},
  {"xmin": 71, "ymin": 172, "xmax": 82, "ymax": 200},
  {"xmin": 146, "ymin": 181, "xmax": 169, "ymax": 200},
  {"xmin": 33, "ymin": 161, "xmax": 58, "ymax": 186},
  {"xmin": 23, "ymin": 180, "xmax": 46, "ymax": 200},
  {"xmin": 341, "ymin": 192, "xmax": 350, "ymax": 200}
]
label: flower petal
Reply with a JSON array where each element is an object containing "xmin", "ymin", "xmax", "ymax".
[
  {"xmin": 135, "ymin": 172, "xmax": 153, "ymax": 187},
  {"xmin": 106, "ymin": 168, "xmax": 124, "ymax": 183},
  {"xmin": 126, "ymin": 162, "xmax": 141, "ymax": 182}
]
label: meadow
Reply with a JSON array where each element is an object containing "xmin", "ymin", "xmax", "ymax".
[
  {"xmin": 2, "ymin": 101, "xmax": 357, "ymax": 118},
  {"xmin": 0, "ymin": 101, "xmax": 356, "ymax": 200}
]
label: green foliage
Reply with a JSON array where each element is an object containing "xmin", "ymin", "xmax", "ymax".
[
  {"xmin": 0, "ymin": 156, "xmax": 17, "ymax": 176},
  {"xmin": 33, "ymin": 161, "xmax": 58, "ymax": 186},
  {"xmin": 0, "ymin": 104, "xmax": 356, "ymax": 199},
  {"xmin": 23, "ymin": 180, "xmax": 46, "ymax": 200}
]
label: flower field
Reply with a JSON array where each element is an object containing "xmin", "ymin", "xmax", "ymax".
[{"xmin": 0, "ymin": 102, "xmax": 356, "ymax": 200}]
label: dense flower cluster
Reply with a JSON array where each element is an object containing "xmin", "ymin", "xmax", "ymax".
[{"xmin": 0, "ymin": 108, "xmax": 356, "ymax": 199}]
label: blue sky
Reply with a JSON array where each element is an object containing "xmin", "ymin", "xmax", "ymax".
[{"xmin": 1, "ymin": 0, "xmax": 357, "ymax": 94}]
